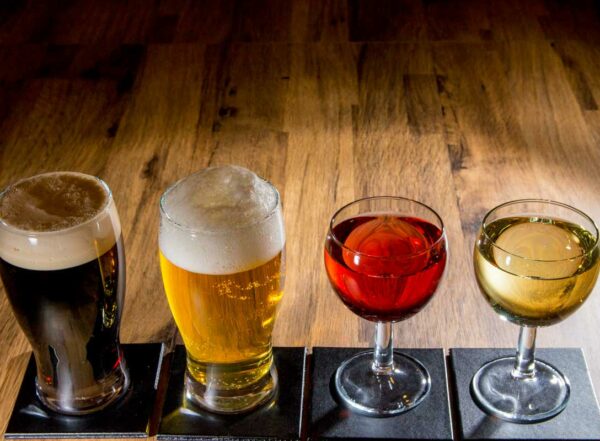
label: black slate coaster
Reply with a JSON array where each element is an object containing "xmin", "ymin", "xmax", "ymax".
[
  {"xmin": 157, "ymin": 346, "xmax": 306, "ymax": 440},
  {"xmin": 5, "ymin": 343, "xmax": 163, "ymax": 439},
  {"xmin": 309, "ymin": 347, "xmax": 452, "ymax": 441},
  {"xmin": 449, "ymin": 348, "xmax": 600, "ymax": 440}
]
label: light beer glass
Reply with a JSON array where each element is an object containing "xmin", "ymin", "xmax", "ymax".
[
  {"xmin": 472, "ymin": 199, "xmax": 600, "ymax": 423},
  {"xmin": 0, "ymin": 172, "xmax": 129, "ymax": 415},
  {"xmin": 159, "ymin": 165, "xmax": 285, "ymax": 414}
]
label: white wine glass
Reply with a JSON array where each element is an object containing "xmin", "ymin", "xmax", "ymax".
[{"xmin": 472, "ymin": 199, "xmax": 600, "ymax": 423}]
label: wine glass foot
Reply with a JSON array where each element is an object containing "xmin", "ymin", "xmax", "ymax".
[
  {"xmin": 471, "ymin": 356, "xmax": 570, "ymax": 423},
  {"xmin": 334, "ymin": 350, "xmax": 431, "ymax": 417}
]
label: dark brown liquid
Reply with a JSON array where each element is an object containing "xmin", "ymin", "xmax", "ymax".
[{"xmin": 0, "ymin": 236, "xmax": 126, "ymax": 398}]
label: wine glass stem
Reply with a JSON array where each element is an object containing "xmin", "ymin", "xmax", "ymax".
[
  {"xmin": 512, "ymin": 326, "xmax": 537, "ymax": 379},
  {"xmin": 372, "ymin": 321, "xmax": 394, "ymax": 374}
]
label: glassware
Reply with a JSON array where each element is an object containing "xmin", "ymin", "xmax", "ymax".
[
  {"xmin": 159, "ymin": 165, "xmax": 285, "ymax": 414},
  {"xmin": 472, "ymin": 199, "xmax": 600, "ymax": 423},
  {"xmin": 324, "ymin": 196, "xmax": 447, "ymax": 416},
  {"xmin": 0, "ymin": 172, "xmax": 129, "ymax": 415}
]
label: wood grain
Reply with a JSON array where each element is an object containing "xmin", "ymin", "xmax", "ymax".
[{"xmin": 1, "ymin": 0, "xmax": 600, "ymax": 437}]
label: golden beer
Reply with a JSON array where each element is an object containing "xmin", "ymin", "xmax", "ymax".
[
  {"xmin": 159, "ymin": 165, "xmax": 285, "ymax": 413},
  {"xmin": 159, "ymin": 251, "xmax": 284, "ymax": 388}
]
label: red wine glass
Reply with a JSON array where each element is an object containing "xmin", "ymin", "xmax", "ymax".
[{"xmin": 324, "ymin": 196, "xmax": 447, "ymax": 416}]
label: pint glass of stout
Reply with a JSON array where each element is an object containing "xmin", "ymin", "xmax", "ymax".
[
  {"xmin": 159, "ymin": 165, "xmax": 285, "ymax": 414},
  {"xmin": 0, "ymin": 172, "xmax": 129, "ymax": 415}
]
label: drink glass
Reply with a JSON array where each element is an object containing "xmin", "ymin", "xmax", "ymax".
[
  {"xmin": 324, "ymin": 196, "xmax": 447, "ymax": 416},
  {"xmin": 472, "ymin": 199, "xmax": 600, "ymax": 423},
  {"xmin": 0, "ymin": 172, "xmax": 129, "ymax": 415},
  {"xmin": 159, "ymin": 165, "xmax": 285, "ymax": 414}
]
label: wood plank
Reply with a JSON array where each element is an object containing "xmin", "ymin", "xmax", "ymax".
[
  {"xmin": 538, "ymin": 0, "xmax": 600, "ymax": 42},
  {"xmin": 161, "ymin": 0, "xmax": 234, "ymax": 44},
  {"xmin": 289, "ymin": 0, "xmax": 349, "ymax": 42},
  {"xmin": 348, "ymin": 0, "xmax": 426, "ymax": 41},
  {"xmin": 282, "ymin": 43, "xmax": 358, "ymax": 346},
  {"xmin": 0, "ymin": 278, "xmax": 30, "ymax": 434},
  {"xmin": 48, "ymin": 0, "xmax": 157, "ymax": 44},
  {"xmin": 551, "ymin": 40, "xmax": 600, "ymax": 111},
  {"xmin": 0, "ymin": 0, "xmax": 69, "ymax": 44},
  {"xmin": 230, "ymin": 0, "xmax": 293, "ymax": 42},
  {"xmin": 424, "ymin": 0, "xmax": 490, "ymax": 42}
]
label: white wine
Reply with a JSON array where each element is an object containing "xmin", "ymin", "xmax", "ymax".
[{"xmin": 474, "ymin": 216, "xmax": 599, "ymax": 326}]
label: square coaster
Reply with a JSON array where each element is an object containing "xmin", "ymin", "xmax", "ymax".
[
  {"xmin": 449, "ymin": 348, "xmax": 600, "ymax": 440},
  {"xmin": 309, "ymin": 347, "xmax": 453, "ymax": 440},
  {"xmin": 5, "ymin": 343, "xmax": 163, "ymax": 439},
  {"xmin": 157, "ymin": 346, "xmax": 306, "ymax": 440}
]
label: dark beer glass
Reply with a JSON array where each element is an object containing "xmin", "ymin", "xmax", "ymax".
[{"xmin": 0, "ymin": 172, "xmax": 129, "ymax": 415}]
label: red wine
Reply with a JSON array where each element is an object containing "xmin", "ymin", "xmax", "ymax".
[{"xmin": 324, "ymin": 215, "xmax": 447, "ymax": 321}]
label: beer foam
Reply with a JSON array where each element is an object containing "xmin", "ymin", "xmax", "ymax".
[
  {"xmin": 159, "ymin": 165, "xmax": 285, "ymax": 275},
  {"xmin": 0, "ymin": 172, "xmax": 121, "ymax": 271},
  {"xmin": 1, "ymin": 172, "xmax": 108, "ymax": 232}
]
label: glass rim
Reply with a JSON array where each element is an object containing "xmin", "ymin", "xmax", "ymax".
[
  {"xmin": 481, "ymin": 198, "xmax": 599, "ymax": 263},
  {"xmin": 328, "ymin": 195, "xmax": 446, "ymax": 259},
  {"xmin": 159, "ymin": 168, "xmax": 281, "ymax": 234},
  {"xmin": 0, "ymin": 171, "xmax": 113, "ymax": 237}
]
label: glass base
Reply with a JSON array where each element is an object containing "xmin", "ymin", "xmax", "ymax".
[
  {"xmin": 185, "ymin": 364, "xmax": 278, "ymax": 414},
  {"xmin": 472, "ymin": 356, "xmax": 570, "ymax": 423},
  {"xmin": 334, "ymin": 350, "xmax": 431, "ymax": 417},
  {"xmin": 35, "ymin": 364, "xmax": 130, "ymax": 415}
]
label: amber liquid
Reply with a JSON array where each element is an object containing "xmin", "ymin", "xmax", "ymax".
[
  {"xmin": 159, "ymin": 251, "xmax": 284, "ymax": 390},
  {"xmin": 474, "ymin": 217, "xmax": 600, "ymax": 326},
  {"xmin": 324, "ymin": 215, "xmax": 446, "ymax": 322}
]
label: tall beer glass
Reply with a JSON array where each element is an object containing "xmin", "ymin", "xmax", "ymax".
[
  {"xmin": 0, "ymin": 172, "xmax": 129, "ymax": 415},
  {"xmin": 159, "ymin": 165, "xmax": 285, "ymax": 414}
]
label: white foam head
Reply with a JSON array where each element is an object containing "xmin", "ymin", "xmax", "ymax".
[
  {"xmin": 0, "ymin": 172, "xmax": 121, "ymax": 271},
  {"xmin": 159, "ymin": 165, "xmax": 285, "ymax": 275}
]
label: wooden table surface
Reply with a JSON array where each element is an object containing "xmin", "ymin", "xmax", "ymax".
[{"xmin": 1, "ymin": 0, "xmax": 600, "ymax": 437}]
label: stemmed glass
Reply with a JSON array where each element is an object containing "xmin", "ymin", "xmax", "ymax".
[
  {"xmin": 324, "ymin": 196, "xmax": 447, "ymax": 416},
  {"xmin": 472, "ymin": 199, "xmax": 600, "ymax": 423}
]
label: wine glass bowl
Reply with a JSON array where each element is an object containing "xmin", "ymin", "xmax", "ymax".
[
  {"xmin": 324, "ymin": 196, "xmax": 447, "ymax": 416},
  {"xmin": 325, "ymin": 215, "xmax": 446, "ymax": 322},
  {"xmin": 472, "ymin": 199, "xmax": 600, "ymax": 423}
]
